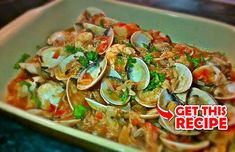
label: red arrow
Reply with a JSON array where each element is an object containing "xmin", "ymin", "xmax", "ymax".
[{"xmin": 156, "ymin": 104, "xmax": 174, "ymax": 121}]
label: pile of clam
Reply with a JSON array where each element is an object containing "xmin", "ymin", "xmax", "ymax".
[{"xmin": 20, "ymin": 7, "xmax": 235, "ymax": 151}]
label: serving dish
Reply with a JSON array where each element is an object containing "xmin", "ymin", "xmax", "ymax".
[{"xmin": 0, "ymin": 0, "xmax": 235, "ymax": 151}]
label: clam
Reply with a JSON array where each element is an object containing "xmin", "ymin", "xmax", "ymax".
[
  {"xmin": 193, "ymin": 65, "xmax": 227, "ymax": 86},
  {"xmin": 135, "ymin": 87, "xmax": 162, "ymax": 108},
  {"xmin": 47, "ymin": 31, "xmax": 66, "ymax": 46},
  {"xmin": 160, "ymin": 134, "xmax": 210, "ymax": 152},
  {"xmin": 54, "ymin": 52, "xmax": 85, "ymax": 80},
  {"xmin": 127, "ymin": 57, "xmax": 150, "ymax": 90},
  {"xmin": 19, "ymin": 62, "xmax": 40, "ymax": 74},
  {"xmin": 173, "ymin": 63, "xmax": 193, "ymax": 93},
  {"xmin": 85, "ymin": 98, "xmax": 158, "ymax": 119},
  {"xmin": 186, "ymin": 87, "xmax": 217, "ymax": 105},
  {"xmin": 100, "ymin": 76, "xmax": 131, "ymax": 106},
  {"xmin": 74, "ymin": 23, "xmax": 114, "ymax": 55},
  {"xmin": 213, "ymin": 82, "xmax": 235, "ymax": 100},
  {"xmin": 38, "ymin": 47, "xmax": 67, "ymax": 68},
  {"xmin": 66, "ymin": 78, "xmax": 91, "ymax": 111},
  {"xmin": 158, "ymin": 89, "xmax": 200, "ymax": 136},
  {"xmin": 37, "ymin": 81, "xmax": 64, "ymax": 107},
  {"xmin": 130, "ymin": 31, "xmax": 153, "ymax": 52},
  {"xmin": 159, "ymin": 88, "xmax": 216, "ymax": 135},
  {"xmin": 77, "ymin": 7, "xmax": 105, "ymax": 22},
  {"xmin": 77, "ymin": 57, "xmax": 107, "ymax": 90}
]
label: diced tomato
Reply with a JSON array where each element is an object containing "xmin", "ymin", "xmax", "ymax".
[
  {"xmin": 79, "ymin": 73, "xmax": 93, "ymax": 85},
  {"xmin": 97, "ymin": 40, "xmax": 109, "ymax": 54},
  {"xmin": 48, "ymin": 104, "xmax": 56, "ymax": 112},
  {"xmin": 55, "ymin": 109, "xmax": 66, "ymax": 116},
  {"xmin": 115, "ymin": 22, "xmax": 126, "ymax": 27},
  {"xmin": 82, "ymin": 100, "xmax": 89, "ymax": 107},
  {"xmin": 113, "ymin": 22, "xmax": 140, "ymax": 38},
  {"xmin": 227, "ymin": 125, "xmax": 235, "ymax": 133},
  {"xmin": 132, "ymin": 118, "xmax": 140, "ymax": 126},
  {"xmin": 193, "ymin": 68, "xmax": 213, "ymax": 84},
  {"xmin": 96, "ymin": 112, "xmax": 103, "ymax": 120},
  {"xmin": 52, "ymin": 49, "xmax": 60, "ymax": 59},
  {"xmin": 145, "ymin": 122, "xmax": 159, "ymax": 132},
  {"xmin": 83, "ymin": 73, "xmax": 92, "ymax": 79},
  {"xmin": 125, "ymin": 23, "xmax": 141, "ymax": 38}
]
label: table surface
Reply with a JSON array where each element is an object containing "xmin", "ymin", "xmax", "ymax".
[{"xmin": 0, "ymin": 0, "xmax": 234, "ymax": 152}]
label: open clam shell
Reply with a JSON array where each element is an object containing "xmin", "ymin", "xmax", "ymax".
[
  {"xmin": 74, "ymin": 23, "xmax": 114, "ymax": 55},
  {"xmin": 160, "ymin": 134, "xmax": 210, "ymax": 152},
  {"xmin": 38, "ymin": 47, "xmax": 67, "ymax": 68},
  {"xmin": 158, "ymin": 89, "xmax": 200, "ymax": 135},
  {"xmin": 187, "ymin": 87, "xmax": 217, "ymax": 105},
  {"xmin": 19, "ymin": 62, "xmax": 41, "ymax": 75},
  {"xmin": 127, "ymin": 57, "xmax": 150, "ymax": 90},
  {"xmin": 193, "ymin": 65, "xmax": 227, "ymax": 86},
  {"xmin": 213, "ymin": 82, "xmax": 235, "ymax": 100},
  {"xmin": 135, "ymin": 87, "xmax": 162, "ymax": 108},
  {"xmin": 173, "ymin": 63, "xmax": 193, "ymax": 93},
  {"xmin": 77, "ymin": 57, "xmax": 107, "ymax": 90},
  {"xmin": 54, "ymin": 52, "xmax": 85, "ymax": 80},
  {"xmin": 66, "ymin": 78, "xmax": 91, "ymax": 111},
  {"xmin": 100, "ymin": 76, "xmax": 131, "ymax": 106},
  {"xmin": 130, "ymin": 31, "xmax": 153, "ymax": 52},
  {"xmin": 37, "ymin": 81, "xmax": 64, "ymax": 107}
]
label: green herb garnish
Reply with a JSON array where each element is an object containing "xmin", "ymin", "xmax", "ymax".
[
  {"xmin": 120, "ymin": 89, "xmax": 129, "ymax": 102},
  {"xmin": 175, "ymin": 55, "xmax": 180, "ymax": 60},
  {"xmin": 14, "ymin": 53, "xmax": 31, "ymax": 70},
  {"xmin": 144, "ymin": 53, "xmax": 153, "ymax": 65},
  {"xmin": 149, "ymin": 45, "xmax": 159, "ymax": 52},
  {"xmin": 125, "ymin": 42, "xmax": 133, "ymax": 47},
  {"xmin": 116, "ymin": 54, "xmax": 125, "ymax": 65},
  {"xmin": 185, "ymin": 52, "xmax": 200, "ymax": 68},
  {"xmin": 142, "ymin": 43, "xmax": 149, "ymax": 49},
  {"xmin": 65, "ymin": 45, "xmax": 83, "ymax": 54},
  {"xmin": 20, "ymin": 81, "xmax": 41, "ymax": 107},
  {"xmin": 86, "ymin": 51, "xmax": 98, "ymax": 62},
  {"xmin": 144, "ymin": 72, "xmax": 166, "ymax": 91},
  {"xmin": 73, "ymin": 105, "xmax": 88, "ymax": 119},
  {"xmin": 79, "ymin": 56, "xmax": 89, "ymax": 68},
  {"xmin": 127, "ymin": 56, "xmax": 136, "ymax": 67}
]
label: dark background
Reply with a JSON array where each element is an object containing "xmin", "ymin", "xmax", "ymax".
[{"xmin": 0, "ymin": 0, "xmax": 234, "ymax": 152}]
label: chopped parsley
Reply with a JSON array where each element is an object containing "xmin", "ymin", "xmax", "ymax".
[
  {"xmin": 127, "ymin": 56, "xmax": 136, "ymax": 67},
  {"xmin": 144, "ymin": 53, "xmax": 153, "ymax": 65},
  {"xmin": 116, "ymin": 54, "xmax": 125, "ymax": 65},
  {"xmin": 144, "ymin": 72, "xmax": 166, "ymax": 91},
  {"xmin": 86, "ymin": 51, "xmax": 98, "ymax": 62},
  {"xmin": 125, "ymin": 42, "xmax": 133, "ymax": 47},
  {"xmin": 73, "ymin": 105, "xmax": 88, "ymax": 119},
  {"xmin": 20, "ymin": 81, "xmax": 41, "ymax": 107},
  {"xmin": 79, "ymin": 56, "xmax": 89, "ymax": 68},
  {"xmin": 120, "ymin": 89, "xmax": 129, "ymax": 102},
  {"xmin": 142, "ymin": 43, "xmax": 159, "ymax": 52},
  {"xmin": 185, "ymin": 52, "xmax": 200, "ymax": 68},
  {"xmin": 149, "ymin": 45, "xmax": 159, "ymax": 52},
  {"xmin": 142, "ymin": 43, "xmax": 149, "ymax": 49},
  {"xmin": 65, "ymin": 45, "xmax": 83, "ymax": 54},
  {"xmin": 175, "ymin": 55, "xmax": 180, "ymax": 60},
  {"xmin": 14, "ymin": 53, "xmax": 31, "ymax": 70}
]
